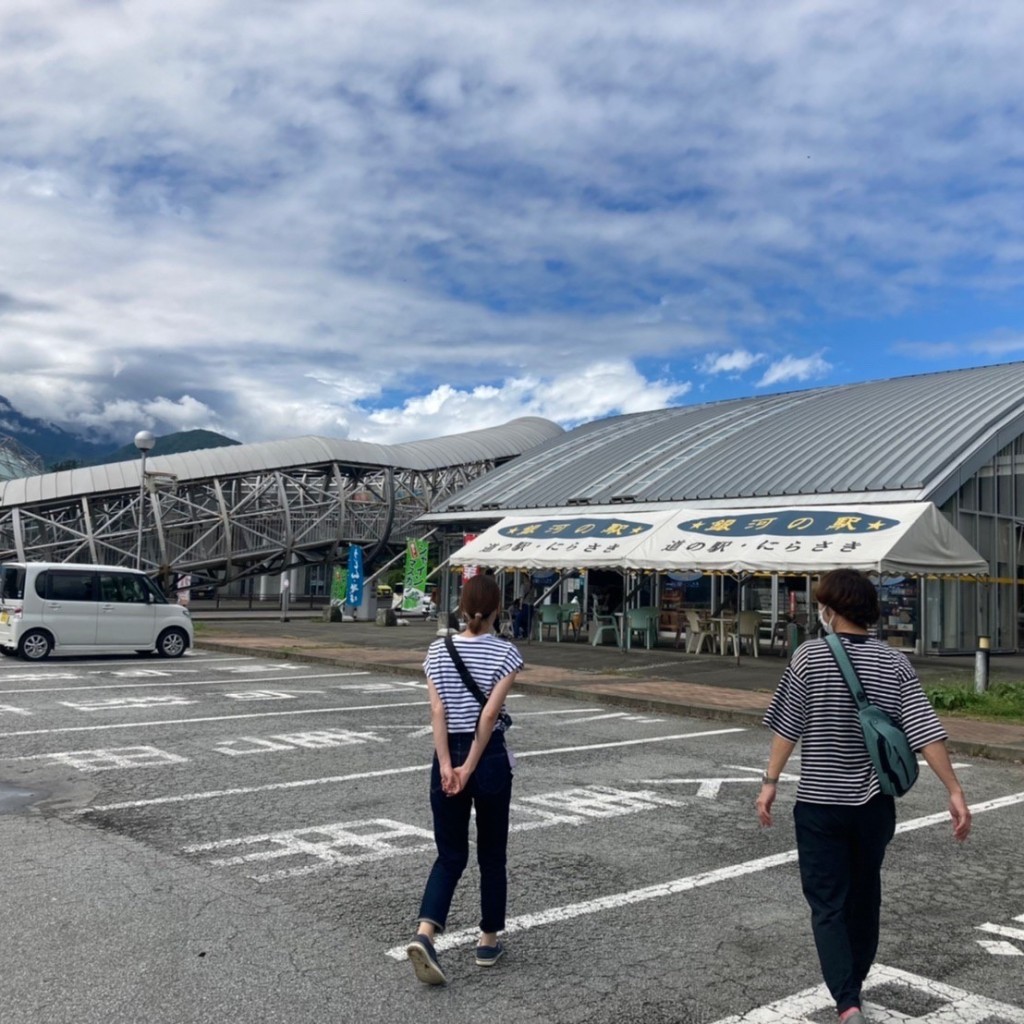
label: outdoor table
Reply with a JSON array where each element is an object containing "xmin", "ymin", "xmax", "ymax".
[{"xmin": 709, "ymin": 615, "xmax": 737, "ymax": 655}]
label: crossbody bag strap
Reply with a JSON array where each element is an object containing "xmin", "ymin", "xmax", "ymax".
[
  {"xmin": 443, "ymin": 635, "xmax": 489, "ymax": 709},
  {"xmin": 824, "ymin": 633, "xmax": 871, "ymax": 708}
]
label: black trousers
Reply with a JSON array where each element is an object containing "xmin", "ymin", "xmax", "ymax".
[
  {"xmin": 417, "ymin": 731, "xmax": 513, "ymax": 934},
  {"xmin": 793, "ymin": 796, "xmax": 896, "ymax": 1013}
]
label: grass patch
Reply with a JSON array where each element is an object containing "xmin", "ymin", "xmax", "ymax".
[{"xmin": 924, "ymin": 681, "xmax": 1024, "ymax": 723}]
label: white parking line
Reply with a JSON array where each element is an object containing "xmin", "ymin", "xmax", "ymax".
[
  {"xmin": 0, "ymin": 699, "xmax": 430, "ymax": 738},
  {"xmin": 0, "ymin": 670, "xmax": 371, "ymax": 694},
  {"xmin": 75, "ymin": 728, "xmax": 744, "ymax": 813},
  {"xmin": 706, "ymin": 964, "xmax": 1024, "ymax": 1023},
  {"xmin": 515, "ymin": 729, "xmax": 743, "ymax": 759},
  {"xmin": 385, "ymin": 790, "xmax": 1024, "ymax": 959}
]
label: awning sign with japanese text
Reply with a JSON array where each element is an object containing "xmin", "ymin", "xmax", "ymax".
[
  {"xmin": 625, "ymin": 502, "xmax": 988, "ymax": 576},
  {"xmin": 450, "ymin": 503, "xmax": 987, "ymax": 577},
  {"xmin": 450, "ymin": 511, "xmax": 677, "ymax": 570}
]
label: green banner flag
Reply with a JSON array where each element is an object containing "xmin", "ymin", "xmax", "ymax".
[
  {"xmin": 401, "ymin": 537, "xmax": 430, "ymax": 611},
  {"xmin": 330, "ymin": 566, "xmax": 347, "ymax": 605}
]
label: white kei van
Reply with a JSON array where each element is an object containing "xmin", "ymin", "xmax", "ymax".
[{"xmin": 0, "ymin": 562, "xmax": 193, "ymax": 661}]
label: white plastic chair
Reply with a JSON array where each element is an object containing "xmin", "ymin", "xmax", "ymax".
[
  {"xmin": 684, "ymin": 610, "xmax": 713, "ymax": 654},
  {"xmin": 590, "ymin": 613, "xmax": 620, "ymax": 647},
  {"xmin": 727, "ymin": 610, "xmax": 762, "ymax": 657}
]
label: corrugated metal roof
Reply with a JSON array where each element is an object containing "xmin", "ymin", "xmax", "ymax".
[
  {"xmin": 437, "ymin": 363, "xmax": 1024, "ymax": 513},
  {"xmin": 0, "ymin": 417, "xmax": 563, "ymax": 506}
]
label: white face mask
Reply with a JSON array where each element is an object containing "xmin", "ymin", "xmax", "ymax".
[{"xmin": 818, "ymin": 606, "xmax": 835, "ymax": 634}]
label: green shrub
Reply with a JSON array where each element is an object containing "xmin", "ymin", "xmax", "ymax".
[{"xmin": 924, "ymin": 682, "xmax": 1024, "ymax": 722}]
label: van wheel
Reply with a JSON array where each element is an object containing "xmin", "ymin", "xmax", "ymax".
[
  {"xmin": 19, "ymin": 630, "xmax": 53, "ymax": 661},
  {"xmin": 0, "ymin": 646, "xmax": 16, "ymax": 657},
  {"xmin": 156, "ymin": 627, "xmax": 188, "ymax": 658}
]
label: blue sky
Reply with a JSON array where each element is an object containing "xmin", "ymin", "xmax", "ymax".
[{"xmin": 2, "ymin": 0, "xmax": 1024, "ymax": 445}]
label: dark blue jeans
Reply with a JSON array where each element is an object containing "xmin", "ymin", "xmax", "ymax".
[
  {"xmin": 794, "ymin": 796, "xmax": 897, "ymax": 1014},
  {"xmin": 417, "ymin": 731, "xmax": 513, "ymax": 934}
]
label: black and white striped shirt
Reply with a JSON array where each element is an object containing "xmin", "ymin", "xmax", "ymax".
[
  {"xmin": 423, "ymin": 634, "xmax": 524, "ymax": 733},
  {"xmin": 763, "ymin": 634, "xmax": 946, "ymax": 806}
]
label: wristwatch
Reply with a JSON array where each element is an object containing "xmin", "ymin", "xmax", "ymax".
[{"xmin": 761, "ymin": 774, "xmax": 780, "ymax": 785}]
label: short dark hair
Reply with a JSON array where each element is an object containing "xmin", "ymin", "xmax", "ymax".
[
  {"xmin": 814, "ymin": 569, "xmax": 880, "ymax": 628},
  {"xmin": 460, "ymin": 574, "xmax": 501, "ymax": 635}
]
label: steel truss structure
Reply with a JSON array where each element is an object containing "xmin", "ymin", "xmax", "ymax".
[{"xmin": 0, "ymin": 421, "xmax": 561, "ymax": 585}]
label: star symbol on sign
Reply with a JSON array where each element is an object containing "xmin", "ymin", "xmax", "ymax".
[{"xmin": 868, "ymin": 520, "xmax": 886, "ymax": 530}]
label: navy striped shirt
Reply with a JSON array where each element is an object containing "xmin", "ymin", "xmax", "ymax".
[
  {"xmin": 423, "ymin": 634, "xmax": 524, "ymax": 733},
  {"xmin": 763, "ymin": 634, "xmax": 946, "ymax": 806}
]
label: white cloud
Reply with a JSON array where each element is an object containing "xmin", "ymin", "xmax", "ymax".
[
  {"xmin": 1, "ymin": 1, "xmax": 1024, "ymax": 444},
  {"xmin": 361, "ymin": 361, "xmax": 691, "ymax": 442},
  {"xmin": 757, "ymin": 353, "xmax": 832, "ymax": 388},
  {"xmin": 699, "ymin": 349, "xmax": 765, "ymax": 375},
  {"xmin": 894, "ymin": 333, "xmax": 1024, "ymax": 360}
]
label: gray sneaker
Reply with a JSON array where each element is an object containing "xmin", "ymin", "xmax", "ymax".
[
  {"xmin": 406, "ymin": 934, "xmax": 446, "ymax": 985},
  {"xmin": 840, "ymin": 1012, "xmax": 866, "ymax": 1024}
]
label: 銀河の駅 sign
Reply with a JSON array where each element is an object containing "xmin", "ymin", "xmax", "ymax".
[
  {"xmin": 450, "ymin": 503, "xmax": 988, "ymax": 578},
  {"xmin": 624, "ymin": 503, "xmax": 988, "ymax": 577}
]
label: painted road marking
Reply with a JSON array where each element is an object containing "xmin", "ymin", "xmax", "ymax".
[
  {"xmin": 0, "ymin": 699, "xmax": 431, "ymax": 738},
  {"xmin": 333, "ymin": 681, "xmax": 426, "ymax": 693},
  {"xmin": 222, "ymin": 690, "xmax": 317, "ymax": 701},
  {"xmin": 514, "ymin": 729, "xmax": 744, "ymax": 760},
  {"xmin": 638, "ymin": 775, "xmax": 797, "ymax": 799},
  {"xmin": 75, "ymin": 728, "xmax": 744, "ymax": 813},
  {"xmin": 59, "ymin": 695, "xmax": 198, "ymax": 711},
  {"xmin": 0, "ymin": 704, "xmax": 32, "ymax": 717},
  {"xmin": 556, "ymin": 711, "xmax": 664, "ymax": 725},
  {"xmin": 0, "ymin": 670, "xmax": 371, "ymax": 694},
  {"xmin": 704, "ymin": 963, "xmax": 1024, "ymax": 1023},
  {"xmin": 978, "ymin": 939, "xmax": 1024, "ymax": 956},
  {"xmin": 977, "ymin": 921, "xmax": 1024, "ymax": 941},
  {"xmin": 108, "ymin": 669, "xmax": 179, "ymax": 678},
  {"xmin": 213, "ymin": 664, "xmax": 305, "ymax": 674},
  {"xmin": 385, "ymin": 790, "xmax": 1024, "ymax": 959},
  {"xmin": 185, "ymin": 820, "xmax": 436, "ymax": 881},
  {"xmin": 6, "ymin": 729, "xmax": 389, "ymax": 769},
  {"xmin": 212, "ymin": 729, "xmax": 386, "ymax": 756},
  {"xmin": 185, "ymin": 785, "xmax": 687, "ymax": 881},
  {"xmin": 0, "ymin": 673, "xmax": 89, "ymax": 683},
  {"xmin": 8, "ymin": 746, "xmax": 188, "ymax": 772}
]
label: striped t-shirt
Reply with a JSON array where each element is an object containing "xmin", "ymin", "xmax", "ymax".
[
  {"xmin": 763, "ymin": 634, "xmax": 946, "ymax": 806},
  {"xmin": 423, "ymin": 634, "xmax": 524, "ymax": 733}
]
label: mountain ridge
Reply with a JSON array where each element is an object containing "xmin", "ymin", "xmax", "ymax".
[{"xmin": 0, "ymin": 395, "xmax": 241, "ymax": 473}]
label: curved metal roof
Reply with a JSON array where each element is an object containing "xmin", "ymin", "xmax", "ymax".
[
  {"xmin": 0, "ymin": 417, "xmax": 563, "ymax": 506},
  {"xmin": 437, "ymin": 362, "xmax": 1024, "ymax": 514}
]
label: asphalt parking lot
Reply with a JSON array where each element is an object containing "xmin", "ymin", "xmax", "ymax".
[{"xmin": 1, "ymin": 650, "xmax": 1023, "ymax": 1024}]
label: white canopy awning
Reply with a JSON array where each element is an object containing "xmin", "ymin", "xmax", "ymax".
[
  {"xmin": 624, "ymin": 502, "xmax": 988, "ymax": 577},
  {"xmin": 450, "ymin": 510, "xmax": 677, "ymax": 570},
  {"xmin": 450, "ymin": 503, "xmax": 988, "ymax": 577}
]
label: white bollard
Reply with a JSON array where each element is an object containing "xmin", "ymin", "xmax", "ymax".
[{"xmin": 974, "ymin": 635, "xmax": 990, "ymax": 694}]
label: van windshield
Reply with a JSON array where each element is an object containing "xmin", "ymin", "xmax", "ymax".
[
  {"xmin": 0, "ymin": 564, "xmax": 25, "ymax": 602},
  {"xmin": 142, "ymin": 577, "xmax": 168, "ymax": 604}
]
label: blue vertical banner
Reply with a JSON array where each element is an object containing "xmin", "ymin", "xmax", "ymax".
[{"xmin": 346, "ymin": 546, "xmax": 364, "ymax": 607}]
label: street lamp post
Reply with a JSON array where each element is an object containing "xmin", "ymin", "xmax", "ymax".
[{"xmin": 134, "ymin": 430, "xmax": 156, "ymax": 569}]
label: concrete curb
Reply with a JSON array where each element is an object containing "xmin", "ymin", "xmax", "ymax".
[{"xmin": 194, "ymin": 639, "xmax": 1024, "ymax": 765}]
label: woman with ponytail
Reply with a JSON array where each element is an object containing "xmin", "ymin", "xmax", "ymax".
[{"xmin": 405, "ymin": 573, "xmax": 523, "ymax": 985}]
